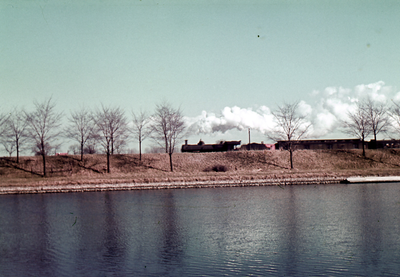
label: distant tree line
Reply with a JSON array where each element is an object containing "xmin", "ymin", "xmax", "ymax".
[{"xmin": 0, "ymin": 97, "xmax": 186, "ymax": 176}]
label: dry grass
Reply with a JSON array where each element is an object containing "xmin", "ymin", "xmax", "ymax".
[{"xmin": 1, "ymin": 149, "xmax": 400, "ymax": 187}]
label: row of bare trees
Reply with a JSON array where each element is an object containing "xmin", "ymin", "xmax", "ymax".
[
  {"xmin": 269, "ymin": 98, "xmax": 400, "ymax": 169},
  {"xmin": 3, "ymin": 96, "xmax": 400, "ymax": 174},
  {"xmin": 0, "ymin": 98, "xmax": 63, "ymax": 176},
  {"xmin": 0, "ymin": 98, "xmax": 186, "ymax": 176}
]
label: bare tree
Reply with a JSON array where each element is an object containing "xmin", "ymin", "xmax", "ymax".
[
  {"xmin": 1, "ymin": 109, "xmax": 28, "ymax": 163},
  {"xmin": 92, "ymin": 105, "xmax": 129, "ymax": 173},
  {"xmin": 341, "ymin": 102, "xmax": 372, "ymax": 157},
  {"xmin": 269, "ymin": 101, "xmax": 311, "ymax": 169},
  {"xmin": 109, "ymin": 106, "xmax": 129, "ymax": 155},
  {"xmin": 65, "ymin": 106, "xmax": 96, "ymax": 161},
  {"xmin": 388, "ymin": 100, "xmax": 400, "ymax": 138},
  {"xmin": 362, "ymin": 98, "xmax": 390, "ymax": 148},
  {"xmin": 0, "ymin": 112, "xmax": 8, "ymax": 134},
  {"xmin": 132, "ymin": 110, "xmax": 151, "ymax": 160},
  {"xmin": 25, "ymin": 97, "xmax": 63, "ymax": 176},
  {"xmin": 150, "ymin": 101, "xmax": 185, "ymax": 172}
]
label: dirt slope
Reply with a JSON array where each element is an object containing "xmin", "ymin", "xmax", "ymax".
[{"xmin": 1, "ymin": 149, "xmax": 400, "ymax": 187}]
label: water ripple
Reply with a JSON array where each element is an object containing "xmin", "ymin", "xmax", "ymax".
[{"xmin": 1, "ymin": 184, "xmax": 400, "ymax": 276}]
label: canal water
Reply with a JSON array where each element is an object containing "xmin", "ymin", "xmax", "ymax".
[{"xmin": 1, "ymin": 182, "xmax": 400, "ymax": 276}]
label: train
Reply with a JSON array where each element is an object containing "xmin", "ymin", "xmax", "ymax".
[{"xmin": 181, "ymin": 138, "xmax": 400, "ymax": 153}]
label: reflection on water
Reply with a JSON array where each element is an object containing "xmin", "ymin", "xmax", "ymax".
[{"xmin": 1, "ymin": 183, "xmax": 400, "ymax": 276}]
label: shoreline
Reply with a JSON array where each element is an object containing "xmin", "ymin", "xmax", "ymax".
[
  {"xmin": 0, "ymin": 176, "xmax": 346, "ymax": 195},
  {"xmin": 2, "ymin": 174, "xmax": 400, "ymax": 195},
  {"xmin": 3, "ymin": 150, "xmax": 400, "ymax": 195}
]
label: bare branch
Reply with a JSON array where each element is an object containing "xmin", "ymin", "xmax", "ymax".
[
  {"xmin": 1, "ymin": 108, "xmax": 29, "ymax": 162},
  {"xmin": 0, "ymin": 112, "xmax": 10, "ymax": 138},
  {"xmin": 92, "ymin": 105, "xmax": 129, "ymax": 173},
  {"xmin": 132, "ymin": 110, "xmax": 151, "ymax": 160},
  {"xmin": 388, "ymin": 100, "xmax": 400, "ymax": 138},
  {"xmin": 269, "ymin": 101, "xmax": 311, "ymax": 169},
  {"xmin": 65, "ymin": 106, "xmax": 96, "ymax": 161},
  {"xmin": 150, "ymin": 101, "xmax": 186, "ymax": 171},
  {"xmin": 362, "ymin": 98, "xmax": 390, "ymax": 141},
  {"xmin": 340, "ymin": 102, "xmax": 372, "ymax": 156},
  {"xmin": 25, "ymin": 97, "xmax": 63, "ymax": 176}
]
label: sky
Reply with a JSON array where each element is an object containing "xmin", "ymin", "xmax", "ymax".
[{"xmin": 1, "ymin": 0, "xmax": 400, "ymax": 153}]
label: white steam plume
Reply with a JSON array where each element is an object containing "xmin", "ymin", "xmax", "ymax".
[{"xmin": 185, "ymin": 106, "xmax": 275, "ymax": 135}]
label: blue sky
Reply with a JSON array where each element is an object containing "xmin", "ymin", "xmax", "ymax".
[{"xmin": 1, "ymin": 0, "xmax": 400, "ymax": 152}]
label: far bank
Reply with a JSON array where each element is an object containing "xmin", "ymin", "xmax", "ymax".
[{"xmin": 1, "ymin": 149, "xmax": 400, "ymax": 194}]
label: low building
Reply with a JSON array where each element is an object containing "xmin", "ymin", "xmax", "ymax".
[
  {"xmin": 372, "ymin": 139, "xmax": 400, "ymax": 149},
  {"xmin": 181, "ymin": 140, "xmax": 241, "ymax": 152},
  {"xmin": 276, "ymin": 139, "xmax": 364, "ymax": 150}
]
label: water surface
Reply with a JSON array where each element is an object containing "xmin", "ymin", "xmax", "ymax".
[{"xmin": 1, "ymin": 183, "xmax": 400, "ymax": 276}]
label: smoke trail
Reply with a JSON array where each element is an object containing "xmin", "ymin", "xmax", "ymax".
[{"xmin": 185, "ymin": 106, "xmax": 275, "ymax": 135}]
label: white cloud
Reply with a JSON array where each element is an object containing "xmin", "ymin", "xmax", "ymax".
[
  {"xmin": 298, "ymin": 100, "xmax": 312, "ymax": 117},
  {"xmin": 393, "ymin": 91, "xmax": 400, "ymax": 103},
  {"xmin": 186, "ymin": 81, "xmax": 396, "ymax": 140},
  {"xmin": 354, "ymin": 81, "xmax": 389, "ymax": 103},
  {"xmin": 312, "ymin": 110, "xmax": 337, "ymax": 137}
]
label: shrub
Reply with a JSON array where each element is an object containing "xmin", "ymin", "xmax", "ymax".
[{"xmin": 204, "ymin": 164, "xmax": 229, "ymax": 172}]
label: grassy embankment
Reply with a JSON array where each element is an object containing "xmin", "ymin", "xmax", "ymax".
[{"xmin": 1, "ymin": 149, "xmax": 400, "ymax": 188}]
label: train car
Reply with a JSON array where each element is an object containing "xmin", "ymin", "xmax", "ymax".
[{"xmin": 181, "ymin": 140, "xmax": 241, "ymax": 152}]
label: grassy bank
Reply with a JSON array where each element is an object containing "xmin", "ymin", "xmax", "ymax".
[{"xmin": 1, "ymin": 149, "xmax": 400, "ymax": 189}]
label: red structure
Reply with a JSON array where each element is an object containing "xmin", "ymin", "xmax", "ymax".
[{"xmin": 240, "ymin": 142, "xmax": 275, "ymax": 151}]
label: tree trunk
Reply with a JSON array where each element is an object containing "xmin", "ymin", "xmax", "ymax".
[
  {"xmin": 169, "ymin": 152, "xmax": 173, "ymax": 172},
  {"xmin": 42, "ymin": 153, "xmax": 46, "ymax": 177},
  {"xmin": 164, "ymin": 135, "xmax": 168, "ymax": 153},
  {"xmin": 41, "ymin": 141, "xmax": 46, "ymax": 177},
  {"xmin": 81, "ymin": 142, "xmax": 84, "ymax": 161},
  {"xmin": 106, "ymin": 144, "xmax": 110, "ymax": 173},
  {"xmin": 289, "ymin": 148, "xmax": 293, "ymax": 169},
  {"xmin": 107, "ymin": 151, "xmax": 110, "ymax": 173},
  {"xmin": 287, "ymin": 141, "xmax": 294, "ymax": 169},
  {"xmin": 370, "ymin": 132, "xmax": 377, "ymax": 150},
  {"xmin": 139, "ymin": 140, "xmax": 142, "ymax": 161},
  {"xmin": 16, "ymin": 139, "xmax": 19, "ymax": 164},
  {"xmin": 362, "ymin": 136, "xmax": 366, "ymax": 157}
]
